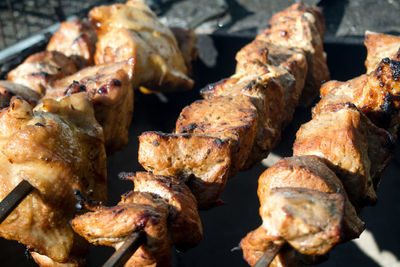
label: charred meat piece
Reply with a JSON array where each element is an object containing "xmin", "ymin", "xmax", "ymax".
[
  {"xmin": 0, "ymin": 81, "xmax": 41, "ymax": 108},
  {"xmin": 45, "ymin": 59, "xmax": 135, "ymax": 154},
  {"xmin": 364, "ymin": 31, "xmax": 400, "ymax": 73},
  {"xmin": 89, "ymin": 0, "xmax": 193, "ymax": 92},
  {"xmin": 138, "ymin": 131, "xmax": 231, "ymax": 209},
  {"xmin": 7, "ymin": 51, "xmax": 77, "ymax": 96},
  {"xmin": 256, "ymin": 3, "xmax": 329, "ymax": 105},
  {"xmin": 320, "ymin": 59, "xmax": 400, "ymax": 133},
  {"xmin": 175, "ymin": 95, "xmax": 258, "ymax": 175},
  {"xmin": 46, "ymin": 18, "xmax": 97, "ymax": 69},
  {"xmin": 293, "ymin": 101, "xmax": 393, "ymax": 209},
  {"xmin": 0, "ymin": 93, "xmax": 107, "ymax": 266}
]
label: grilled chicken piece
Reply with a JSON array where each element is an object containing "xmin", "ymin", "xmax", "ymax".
[
  {"xmin": 46, "ymin": 18, "xmax": 97, "ymax": 69},
  {"xmin": 256, "ymin": 3, "xmax": 329, "ymax": 105},
  {"xmin": 320, "ymin": 59, "xmax": 400, "ymax": 133},
  {"xmin": 138, "ymin": 131, "xmax": 231, "ymax": 209},
  {"xmin": 0, "ymin": 93, "xmax": 107, "ymax": 266},
  {"xmin": 175, "ymin": 95, "xmax": 258, "ymax": 175},
  {"xmin": 7, "ymin": 51, "xmax": 77, "ymax": 95},
  {"xmin": 0, "ymin": 81, "xmax": 41, "ymax": 108},
  {"xmin": 45, "ymin": 59, "xmax": 135, "ymax": 153},
  {"xmin": 241, "ymin": 156, "xmax": 364, "ymax": 266},
  {"xmin": 89, "ymin": 0, "xmax": 193, "ymax": 92},
  {"xmin": 169, "ymin": 27, "xmax": 197, "ymax": 75},
  {"xmin": 72, "ymin": 172, "xmax": 202, "ymax": 266},
  {"xmin": 293, "ymin": 101, "xmax": 393, "ymax": 209},
  {"xmin": 364, "ymin": 31, "xmax": 400, "ymax": 73}
]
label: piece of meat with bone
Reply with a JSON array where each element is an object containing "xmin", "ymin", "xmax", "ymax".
[
  {"xmin": 0, "ymin": 93, "xmax": 107, "ymax": 266},
  {"xmin": 364, "ymin": 31, "xmax": 400, "ymax": 73},
  {"xmin": 256, "ymin": 2, "xmax": 329, "ymax": 105},
  {"xmin": 241, "ymin": 156, "xmax": 364, "ymax": 266},
  {"xmin": 45, "ymin": 59, "xmax": 135, "ymax": 154},
  {"xmin": 7, "ymin": 51, "xmax": 77, "ymax": 96},
  {"xmin": 46, "ymin": 18, "xmax": 97, "ymax": 69},
  {"xmin": 138, "ymin": 131, "xmax": 231, "ymax": 209},
  {"xmin": 320, "ymin": 59, "xmax": 400, "ymax": 134},
  {"xmin": 71, "ymin": 172, "xmax": 202, "ymax": 267},
  {"xmin": 89, "ymin": 0, "xmax": 193, "ymax": 92}
]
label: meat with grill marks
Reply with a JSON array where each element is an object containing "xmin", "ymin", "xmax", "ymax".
[
  {"xmin": 46, "ymin": 18, "xmax": 97, "ymax": 69},
  {"xmin": 89, "ymin": 0, "xmax": 193, "ymax": 92},
  {"xmin": 45, "ymin": 59, "xmax": 135, "ymax": 154},
  {"xmin": 71, "ymin": 172, "xmax": 202, "ymax": 267},
  {"xmin": 0, "ymin": 93, "xmax": 107, "ymax": 266},
  {"xmin": 7, "ymin": 51, "xmax": 77, "ymax": 95}
]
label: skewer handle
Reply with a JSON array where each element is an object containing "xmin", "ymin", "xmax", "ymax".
[
  {"xmin": 254, "ymin": 243, "xmax": 283, "ymax": 267},
  {"xmin": 103, "ymin": 231, "xmax": 146, "ymax": 267},
  {"xmin": 0, "ymin": 180, "xmax": 34, "ymax": 223}
]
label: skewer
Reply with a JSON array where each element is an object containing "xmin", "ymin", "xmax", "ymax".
[
  {"xmin": 0, "ymin": 180, "xmax": 34, "ymax": 223},
  {"xmin": 254, "ymin": 243, "xmax": 284, "ymax": 267},
  {"xmin": 102, "ymin": 231, "xmax": 146, "ymax": 267}
]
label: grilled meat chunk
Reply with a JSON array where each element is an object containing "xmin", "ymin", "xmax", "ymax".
[
  {"xmin": 72, "ymin": 172, "xmax": 202, "ymax": 266},
  {"xmin": 0, "ymin": 93, "xmax": 107, "ymax": 266},
  {"xmin": 0, "ymin": 81, "xmax": 41, "ymax": 108},
  {"xmin": 320, "ymin": 59, "xmax": 400, "ymax": 133},
  {"xmin": 45, "ymin": 59, "xmax": 135, "ymax": 153},
  {"xmin": 293, "ymin": 101, "xmax": 393, "ymax": 209},
  {"xmin": 138, "ymin": 131, "xmax": 231, "ymax": 209},
  {"xmin": 256, "ymin": 3, "xmax": 329, "ymax": 105},
  {"xmin": 175, "ymin": 95, "xmax": 258, "ymax": 174},
  {"xmin": 7, "ymin": 51, "xmax": 77, "ymax": 95},
  {"xmin": 46, "ymin": 18, "xmax": 97, "ymax": 69},
  {"xmin": 364, "ymin": 31, "xmax": 400, "ymax": 73},
  {"xmin": 89, "ymin": 0, "xmax": 193, "ymax": 92}
]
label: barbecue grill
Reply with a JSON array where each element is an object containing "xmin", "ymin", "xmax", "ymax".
[{"xmin": 0, "ymin": 1, "xmax": 399, "ymax": 267}]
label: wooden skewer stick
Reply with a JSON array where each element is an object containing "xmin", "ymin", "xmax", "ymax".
[
  {"xmin": 254, "ymin": 243, "xmax": 284, "ymax": 267},
  {"xmin": 103, "ymin": 231, "xmax": 146, "ymax": 267},
  {"xmin": 0, "ymin": 180, "xmax": 34, "ymax": 223}
]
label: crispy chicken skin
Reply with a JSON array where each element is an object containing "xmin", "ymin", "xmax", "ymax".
[
  {"xmin": 175, "ymin": 95, "xmax": 258, "ymax": 175},
  {"xmin": 0, "ymin": 80, "xmax": 41, "ymax": 108},
  {"xmin": 89, "ymin": 0, "xmax": 193, "ymax": 92},
  {"xmin": 138, "ymin": 131, "xmax": 231, "ymax": 209},
  {"xmin": 256, "ymin": 3, "xmax": 329, "ymax": 105},
  {"xmin": 7, "ymin": 51, "xmax": 77, "ymax": 95},
  {"xmin": 45, "ymin": 59, "xmax": 135, "ymax": 153},
  {"xmin": 293, "ymin": 102, "xmax": 393, "ymax": 209},
  {"xmin": 71, "ymin": 172, "xmax": 202, "ymax": 267},
  {"xmin": 241, "ymin": 156, "xmax": 364, "ymax": 266},
  {"xmin": 0, "ymin": 93, "xmax": 107, "ymax": 266},
  {"xmin": 46, "ymin": 18, "xmax": 97, "ymax": 69},
  {"xmin": 364, "ymin": 31, "xmax": 400, "ymax": 73},
  {"xmin": 320, "ymin": 59, "xmax": 400, "ymax": 134}
]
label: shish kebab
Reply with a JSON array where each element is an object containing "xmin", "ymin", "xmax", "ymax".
[
  {"xmin": 69, "ymin": 2, "xmax": 330, "ymax": 266},
  {"xmin": 241, "ymin": 31, "xmax": 400, "ymax": 266},
  {"xmin": 0, "ymin": 0, "xmax": 198, "ymax": 266}
]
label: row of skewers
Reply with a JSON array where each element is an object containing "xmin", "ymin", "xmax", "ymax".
[{"xmin": 1, "ymin": 0, "xmax": 399, "ymax": 266}]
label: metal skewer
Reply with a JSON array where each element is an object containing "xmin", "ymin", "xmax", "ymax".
[
  {"xmin": 102, "ymin": 231, "xmax": 146, "ymax": 267},
  {"xmin": 0, "ymin": 180, "xmax": 34, "ymax": 223},
  {"xmin": 254, "ymin": 243, "xmax": 284, "ymax": 267}
]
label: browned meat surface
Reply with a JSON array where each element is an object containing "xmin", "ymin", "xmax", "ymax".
[
  {"xmin": 72, "ymin": 172, "xmax": 202, "ymax": 267},
  {"xmin": 293, "ymin": 102, "xmax": 393, "ymax": 208},
  {"xmin": 175, "ymin": 95, "xmax": 258, "ymax": 175},
  {"xmin": 89, "ymin": 0, "xmax": 193, "ymax": 92},
  {"xmin": 241, "ymin": 156, "xmax": 364, "ymax": 266},
  {"xmin": 364, "ymin": 31, "xmax": 400, "ymax": 73},
  {"xmin": 0, "ymin": 81, "xmax": 41, "ymax": 108},
  {"xmin": 256, "ymin": 3, "xmax": 329, "ymax": 105},
  {"xmin": 320, "ymin": 59, "xmax": 400, "ymax": 133},
  {"xmin": 46, "ymin": 18, "xmax": 97, "ymax": 69},
  {"xmin": 45, "ymin": 59, "xmax": 135, "ymax": 153},
  {"xmin": 138, "ymin": 131, "xmax": 231, "ymax": 209},
  {"xmin": 7, "ymin": 51, "xmax": 77, "ymax": 96},
  {"xmin": 0, "ymin": 93, "xmax": 107, "ymax": 266}
]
